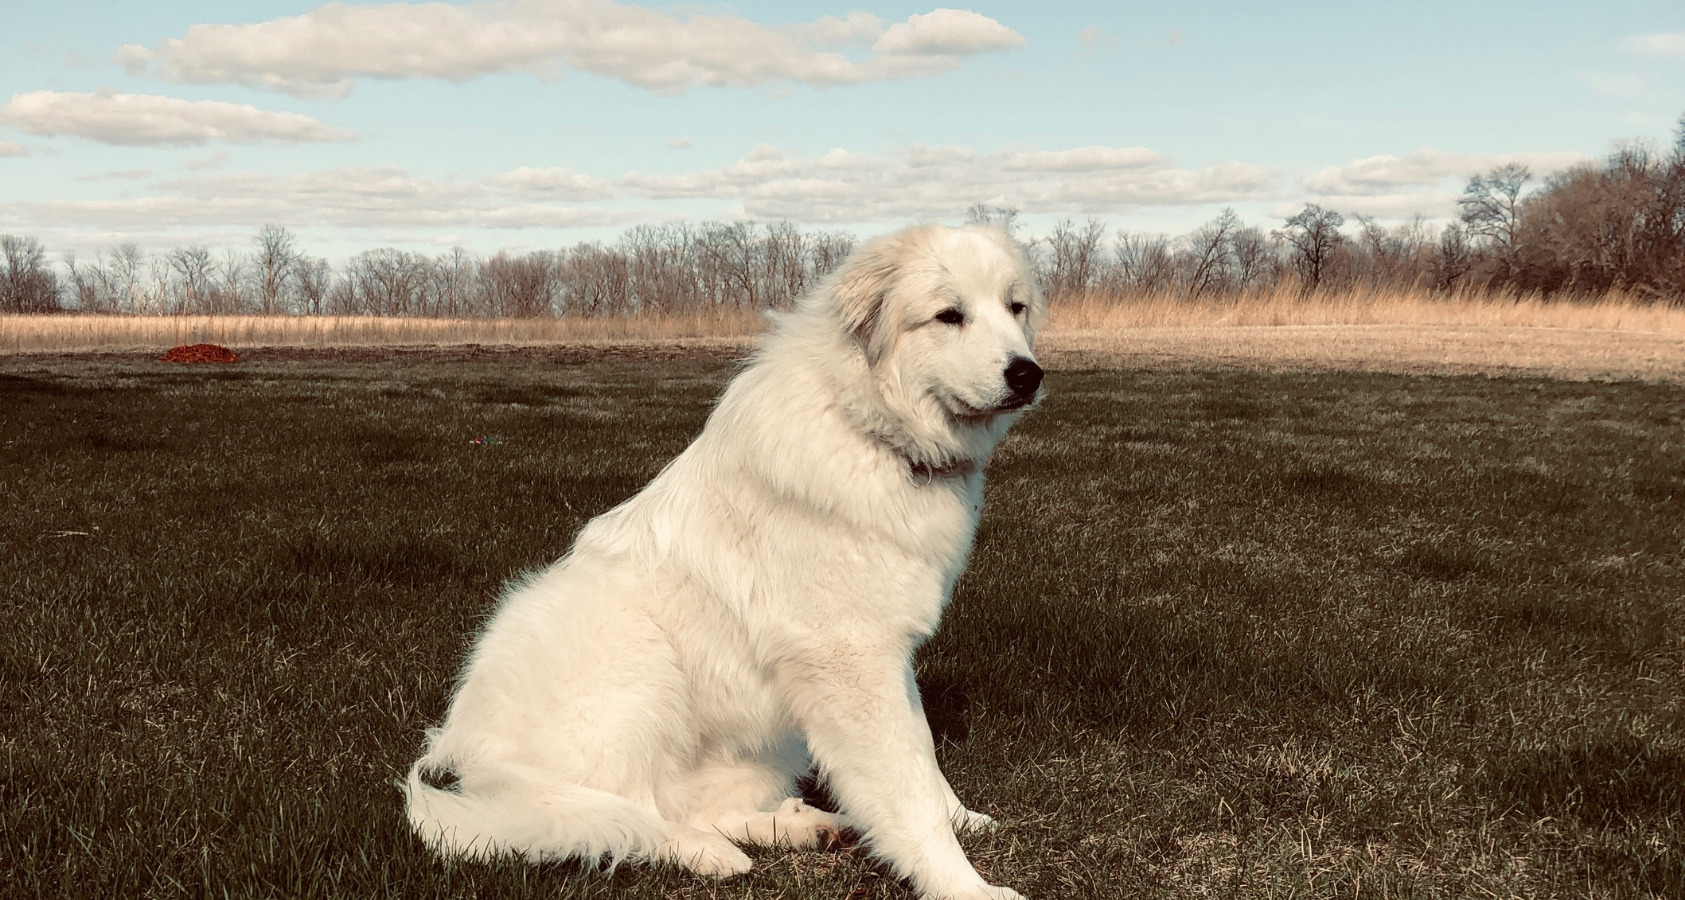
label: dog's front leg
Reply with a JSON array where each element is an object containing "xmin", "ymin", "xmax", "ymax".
[
  {"xmin": 780, "ymin": 652, "xmax": 1024, "ymax": 900},
  {"xmin": 910, "ymin": 679, "xmax": 1002, "ymax": 836}
]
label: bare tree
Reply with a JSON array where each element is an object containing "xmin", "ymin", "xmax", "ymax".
[
  {"xmin": 1278, "ymin": 204, "xmax": 1345, "ymax": 292},
  {"xmin": 480, "ymin": 251, "xmax": 562, "ymax": 317},
  {"xmin": 294, "ymin": 256, "xmax": 332, "ymax": 316},
  {"xmin": 63, "ymin": 251, "xmax": 108, "ymax": 312},
  {"xmin": 757, "ymin": 221, "xmax": 803, "ymax": 310},
  {"xmin": 338, "ymin": 249, "xmax": 426, "ymax": 315},
  {"xmin": 253, "ymin": 224, "xmax": 300, "ymax": 315},
  {"xmin": 167, "ymin": 246, "xmax": 215, "ymax": 314},
  {"xmin": 810, "ymin": 230, "xmax": 854, "ymax": 282},
  {"xmin": 1184, "ymin": 208, "xmax": 1239, "ymax": 297},
  {"xmin": 1228, "ymin": 226, "xmax": 1275, "ymax": 293},
  {"xmin": 110, "ymin": 244, "xmax": 148, "ymax": 312},
  {"xmin": 214, "ymin": 248, "xmax": 249, "ymax": 313},
  {"xmin": 1352, "ymin": 215, "xmax": 1432, "ymax": 290},
  {"xmin": 1112, "ymin": 231, "xmax": 1177, "ymax": 293},
  {"xmin": 1433, "ymin": 223, "xmax": 1473, "ymax": 292},
  {"xmin": 426, "ymin": 247, "xmax": 476, "ymax": 317},
  {"xmin": 697, "ymin": 221, "xmax": 762, "ymax": 310},
  {"xmin": 1509, "ymin": 142, "xmax": 1684, "ymax": 297},
  {"xmin": 0, "ymin": 235, "xmax": 61, "ymax": 313},
  {"xmin": 1041, "ymin": 217, "xmax": 1106, "ymax": 301},
  {"xmin": 1458, "ymin": 163, "xmax": 1531, "ymax": 277}
]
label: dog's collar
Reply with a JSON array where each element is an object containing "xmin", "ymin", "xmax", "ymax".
[
  {"xmin": 906, "ymin": 456, "xmax": 980, "ymax": 481},
  {"xmin": 872, "ymin": 435, "xmax": 982, "ymax": 483}
]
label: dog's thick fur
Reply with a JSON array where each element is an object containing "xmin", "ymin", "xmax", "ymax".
[{"xmin": 403, "ymin": 224, "xmax": 1045, "ymax": 899}]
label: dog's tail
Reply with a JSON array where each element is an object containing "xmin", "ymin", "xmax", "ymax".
[{"xmin": 402, "ymin": 753, "xmax": 668, "ymax": 867}]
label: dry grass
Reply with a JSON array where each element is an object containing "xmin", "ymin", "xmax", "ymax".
[
  {"xmin": 6, "ymin": 288, "xmax": 1683, "ymax": 356},
  {"xmin": 1039, "ymin": 325, "xmax": 1685, "ymax": 384},
  {"xmin": 1036, "ymin": 287, "xmax": 1685, "ymax": 383},
  {"xmin": 1050, "ymin": 286, "xmax": 1685, "ymax": 331},
  {"xmin": 5, "ymin": 287, "xmax": 1684, "ymax": 384},
  {"xmin": 0, "ymin": 307, "xmax": 770, "ymax": 353}
]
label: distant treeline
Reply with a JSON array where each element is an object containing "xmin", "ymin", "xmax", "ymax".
[
  {"xmin": 1035, "ymin": 122, "xmax": 1685, "ymax": 305},
  {"xmin": 3, "ymin": 124, "xmax": 1682, "ymax": 316}
]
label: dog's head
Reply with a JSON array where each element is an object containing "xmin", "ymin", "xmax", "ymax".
[{"xmin": 817, "ymin": 224, "xmax": 1047, "ymax": 459}]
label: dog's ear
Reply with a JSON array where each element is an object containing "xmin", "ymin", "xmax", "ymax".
[{"xmin": 830, "ymin": 235, "xmax": 905, "ymax": 366}]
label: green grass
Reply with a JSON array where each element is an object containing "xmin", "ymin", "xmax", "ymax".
[{"xmin": 2, "ymin": 346, "xmax": 1682, "ymax": 899}]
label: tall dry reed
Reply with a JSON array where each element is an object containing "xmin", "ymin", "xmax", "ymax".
[
  {"xmin": 3, "ymin": 287, "xmax": 1681, "ymax": 353},
  {"xmin": 0, "ymin": 308, "xmax": 769, "ymax": 353},
  {"xmin": 1049, "ymin": 286, "xmax": 1685, "ymax": 331}
]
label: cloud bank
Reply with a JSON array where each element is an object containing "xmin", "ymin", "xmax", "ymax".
[
  {"xmin": 3, "ymin": 142, "xmax": 1596, "ymax": 250},
  {"xmin": 0, "ymin": 90, "xmax": 355, "ymax": 146},
  {"xmin": 6, "ymin": 166, "xmax": 634, "ymax": 233},
  {"xmin": 621, "ymin": 143, "xmax": 1277, "ymax": 222},
  {"xmin": 114, "ymin": 1, "xmax": 1025, "ymax": 98}
]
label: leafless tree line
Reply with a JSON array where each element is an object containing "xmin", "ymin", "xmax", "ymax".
[
  {"xmin": 1, "ymin": 236, "xmax": 62, "ymax": 314},
  {"xmin": 4, "ymin": 117, "xmax": 1681, "ymax": 316},
  {"xmin": 1014, "ymin": 202, "xmax": 1464, "ymax": 303},
  {"xmin": 1001, "ymin": 115, "xmax": 1685, "ymax": 304},
  {"xmin": 9, "ymin": 220, "xmax": 857, "ymax": 318}
]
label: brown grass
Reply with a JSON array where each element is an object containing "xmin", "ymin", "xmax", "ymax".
[
  {"xmin": 5, "ymin": 351, "xmax": 1681, "ymax": 898},
  {"xmin": 0, "ymin": 307, "xmax": 770, "ymax": 353},
  {"xmin": 1049, "ymin": 285, "xmax": 1685, "ymax": 331},
  {"xmin": 1040, "ymin": 324, "xmax": 1685, "ymax": 383},
  {"xmin": 5, "ymin": 288, "xmax": 1684, "ymax": 383}
]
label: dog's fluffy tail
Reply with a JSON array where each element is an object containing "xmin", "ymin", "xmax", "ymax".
[{"xmin": 402, "ymin": 754, "xmax": 668, "ymax": 867}]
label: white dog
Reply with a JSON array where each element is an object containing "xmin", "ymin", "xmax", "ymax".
[{"xmin": 404, "ymin": 223, "xmax": 1046, "ymax": 900}]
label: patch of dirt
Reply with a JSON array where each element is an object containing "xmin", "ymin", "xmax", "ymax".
[{"xmin": 160, "ymin": 343, "xmax": 240, "ymax": 363}]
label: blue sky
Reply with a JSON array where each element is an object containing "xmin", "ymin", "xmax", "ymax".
[{"xmin": 2, "ymin": 1, "xmax": 1682, "ymax": 260}]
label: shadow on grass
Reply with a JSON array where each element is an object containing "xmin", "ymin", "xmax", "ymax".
[{"xmin": 1492, "ymin": 739, "xmax": 1685, "ymax": 825}]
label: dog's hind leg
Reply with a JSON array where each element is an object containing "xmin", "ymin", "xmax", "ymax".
[
  {"xmin": 702, "ymin": 796, "xmax": 854, "ymax": 849},
  {"xmin": 677, "ymin": 742, "xmax": 855, "ymax": 850},
  {"xmin": 654, "ymin": 826, "xmax": 754, "ymax": 877}
]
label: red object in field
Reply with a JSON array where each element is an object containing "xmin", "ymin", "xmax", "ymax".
[{"xmin": 160, "ymin": 343, "xmax": 240, "ymax": 363}]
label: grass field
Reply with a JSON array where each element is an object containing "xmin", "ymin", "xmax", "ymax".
[{"xmin": 2, "ymin": 346, "xmax": 1682, "ymax": 898}]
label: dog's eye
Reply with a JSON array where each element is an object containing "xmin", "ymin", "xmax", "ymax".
[
  {"xmin": 1008, "ymin": 301, "xmax": 1027, "ymax": 316},
  {"xmin": 934, "ymin": 308, "xmax": 965, "ymax": 326}
]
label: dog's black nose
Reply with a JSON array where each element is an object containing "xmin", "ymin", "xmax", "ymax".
[{"xmin": 1004, "ymin": 357, "xmax": 1043, "ymax": 398}]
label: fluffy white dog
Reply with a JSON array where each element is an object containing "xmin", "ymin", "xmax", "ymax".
[{"xmin": 404, "ymin": 223, "xmax": 1046, "ymax": 900}]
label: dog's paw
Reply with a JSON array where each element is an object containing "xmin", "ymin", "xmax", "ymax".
[
  {"xmin": 923, "ymin": 885, "xmax": 1027, "ymax": 900},
  {"xmin": 772, "ymin": 796, "xmax": 857, "ymax": 850},
  {"xmin": 953, "ymin": 807, "xmax": 1001, "ymax": 834},
  {"xmin": 656, "ymin": 828, "xmax": 753, "ymax": 878}
]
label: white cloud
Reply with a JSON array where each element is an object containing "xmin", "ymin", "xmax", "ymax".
[
  {"xmin": 665, "ymin": 135, "xmax": 693, "ymax": 149},
  {"xmin": 5, "ymin": 165, "xmax": 636, "ymax": 233},
  {"xmin": 1269, "ymin": 191, "xmax": 1462, "ymax": 222},
  {"xmin": 872, "ymin": 9, "xmax": 1023, "ymax": 56},
  {"xmin": 789, "ymin": 11, "xmax": 883, "ymax": 48},
  {"xmin": 72, "ymin": 169, "xmax": 153, "ymax": 182},
  {"xmin": 1628, "ymin": 32, "xmax": 1685, "ymax": 56},
  {"xmin": 0, "ymin": 90, "xmax": 354, "ymax": 146},
  {"xmin": 1580, "ymin": 72, "xmax": 1645, "ymax": 100},
  {"xmin": 115, "ymin": 1, "xmax": 1025, "ymax": 98},
  {"xmin": 620, "ymin": 142, "xmax": 1280, "ymax": 223},
  {"xmin": 1301, "ymin": 148, "xmax": 1586, "ymax": 195},
  {"xmin": 997, "ymin": 145, "xmax": 1162, "ymax": 171},
  {"xmin": 0, "ymin": 140, "xmax": 27, "ymax": 157},
  {"xmin": 185, "ymin": 151, "xmax": 232, "ymax": 171},
  {"xmin": 484, "ymin": 166, "xmax": 613, "ymax": 200}
]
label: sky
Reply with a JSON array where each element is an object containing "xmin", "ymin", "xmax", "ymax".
[{"xmin": 2, "ymin": 1, "xmax": 1682, "ymax": 261}]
